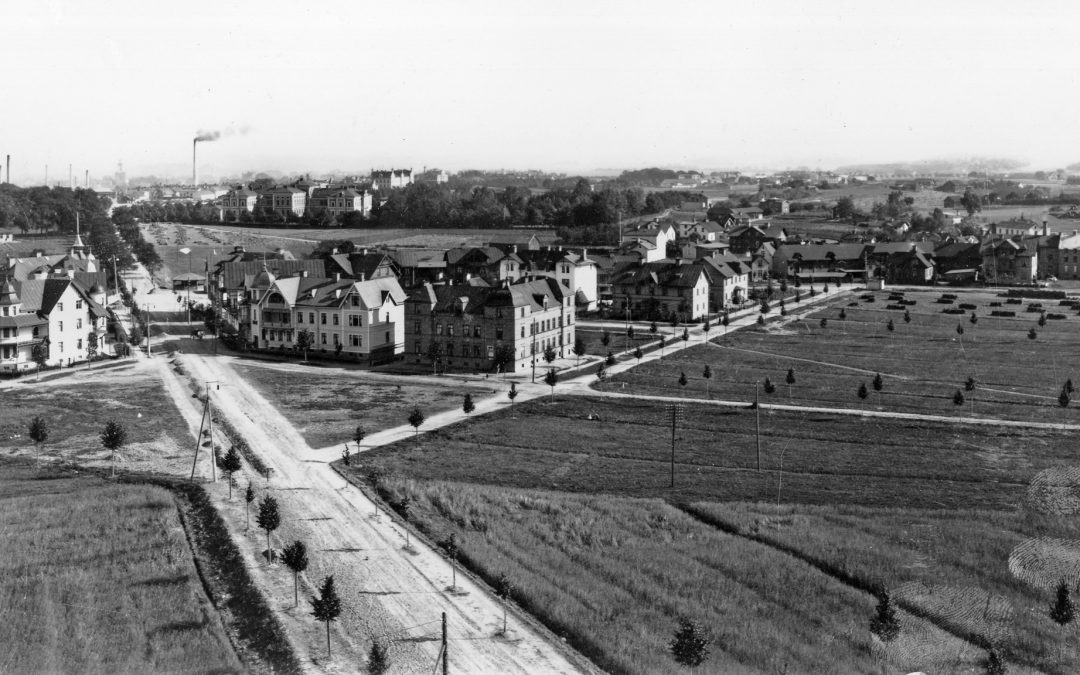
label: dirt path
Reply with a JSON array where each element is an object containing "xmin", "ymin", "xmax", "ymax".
[{"xmin": 169, "ymin": 352, "xmax": 593, "ymax": 675}]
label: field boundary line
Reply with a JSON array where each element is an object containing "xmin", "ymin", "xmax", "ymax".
[
  {"xmin": 586, "ymin": 389, "xmax": 1080, "ymax": 431},
  {"xmin": 707, "ymin": 342, "xmax": 915, "ymax": 380}
]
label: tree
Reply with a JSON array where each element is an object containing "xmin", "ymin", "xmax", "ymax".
[
  {"xmin": 544, "ymin": 368, "xmax": 558, "ymax": 402},
  {"xmin": 218, "ymin": 446, "xmax": 242, "ymax": 499},
  {"xmin": 1038, "ymin": 313, "xmax": 1047, "ymax": 327},
  {"xmin": 443, "ymin": 533, "xmax": 459, "ymax": 591},
  {"xmin": 669, "ymin": 617, "xmax": 710, "ymax": 670},
  {"xmin": 1050, "ymin": 578, "xmax": 1075, "ymax": 625},
  {"xmin": 543, "ymin": 344, "xmax": 557, "ymax": 364},
  {"xmin": 101, "ymin": 419, "xmax": 127, "ymax": 477},
  {"xmin": 572, "ymin": 337, "xmax": 587, "ymax": 368},
  {"xmin": 954, "ymin": 389, "xmax": 965, "ymax": 406},
  {"xmin": 960, "ymin": 190, "xmax": 982, "ymax": 216},
  {"xmin": 462, "ymin": 393, "xmax": 475, "ymax": 417},
  {"xmin": 701, "ymin": 318, "xmax": 711, "ymax": 342},
  {"xmin": 493, "ymin": 343, "xmax": 514, "ymax": 376},
  {"xmin": 703, "ymin": 364, "xmax": 713, "ymax": 396},
  {"xmin": 310, "ymin": 575, "xmax": 343, "ymax": 659},
  {"xmin": 984, "ymin": 646, "xmax": 1006, "ymax": 675},
  {"xmin": 1029, "ymin": 328, "xmax": 1038, "ymax": 340},
  {"xmin": 681, "ymin": 327, "xmax": 689, "ymax": 344},
  {"xmin": 605, "ymin": 351, "xmax": 616, "ymax": 367},
  {"xmin": 757, "ymin": 315, "xmax": 765, "ymax": 326},
  {"xmin": 633, "ymin": 345, "xmax": 643, "ymax": 364},
  {"xmin": 353, "ymin": 425, "xmax": 366, "ymax": 449},
  {"xmin": 426, "ymin": 341, "xmax": 444, "ymax": 375},
  {"xmin": 886, "ymin": 319, "xmax": 895, "ymax": 332},
  {"xmin": 857, "ymin": 382, "xmax": 868, "ymax": 401},
  {"xmin": 722, "ymin": 313, "xmax": 730, "ymax": 333},
  {"xmin": 507, "ymin": 382, "xmax": 518, "ymax": 415},
  {"xmin": 28, "ymin": 416, "xmax": 48, "ymax": 455},
  {"xmin": 904, "ymin": 309, "xmax": 911, "ymax": 324},
  {"xmin": 407, "ymin": 406, "xmax": 425, "ymax": 440},
  {"xmin": 86, "ymin": 331, "xmax": 98, "ymax": 368},
  {"xmin": 295, "ymin": 329, "xmax": 314, "ymax": 362},
  {"xmin": 244, "ymin": 483, "xmax": 255, "ymax": 530},
  {"xmin": 970, "ymin": 312, "xmax": 978, "ymax": 325},
  {"xmin": 398, "ymin": 495, "xmax": 413, "ymax": 549},
  {"xmin": 368, "ymin": 640, "xmax": 390, "ymax": 675},
  {"xmin": 1060, "ymin": 388, "xmax": 1071, "ymax": 408},
  {"xmin": 965, "ymin": 376, "xmax": 976, "ymax": 392},
  {"xmin": 819, "ymin": 317, "xmax": 828, "ymax": 329},
  {"xmin": 601, "ymin": 331, "xmax": 611, "ymax": 348},
  {"xmin": 872, "ymin": 373, "xmax": 883, "ymax": 393},
  {"xmin": 785, "ymin": 368, "xmax": 796, "ymax": 397},
  {"xmin": 869, "ymin": 589, "xmax": 900, "ymax": 642},
  {"xmin": 678, "ymin": 371, "xmax": 688, "ymax": 387},
  {"xmin": 763, "ymin": 377, "xmax": 776, "ymax": 394},
  {"xmin": 256, "ymin": 494, "xmax": 281, "ymax": 564},
  {"xmin": 31, "ymin": 340, "xmax": 48, "ymax": 379},
  {"xmin": 596, "ymin": 363, "xmax": 606, "ymax": 382},
  {"xmin": 281, "ymin": 540, "xmax": 309, "ymax": 608},
  {"xmin": 1067, "ymin": 379, "xmax": 1075, "ymax": 395},
  {"xmin": 496, "ymin": 572, "xmax": 513, "ymax": 635}
]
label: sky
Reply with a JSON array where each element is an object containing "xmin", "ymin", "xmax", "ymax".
[{"xmin": 2, "ymin": 0, "xmax": 1080, "ymax": 184}]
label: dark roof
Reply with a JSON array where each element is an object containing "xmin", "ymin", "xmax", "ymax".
[
  {"xmin": 216, "ymin": 259, "xmax": 327, "ymax": 292},
  {"xmin": 777, "ymin": 243, "xmax": 869, "ymax": 263},
  {"xmin": 407, "ymin": 277, "xmax": 566, "ymax": 314},
  {"xmin": 612, "ymin": 260, "xmax": 709, "ymax": 289}
]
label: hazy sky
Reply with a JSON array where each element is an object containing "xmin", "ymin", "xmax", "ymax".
[{"xmin": 3, "ymin": 0, "xmax": 1079, "ymax": 183}]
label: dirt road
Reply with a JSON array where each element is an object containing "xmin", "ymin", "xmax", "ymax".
[{"xmin": 171, "ymin": 352, "xmax": 593, "ymax": 675}]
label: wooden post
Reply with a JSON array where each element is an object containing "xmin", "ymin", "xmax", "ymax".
[
  {"xmin": 755, "ymin": 382, "xmax": 762, "ymax": 473},
  {"xmin": 442, "ymin": 612, "xmax": 449, "ymax": 675}
]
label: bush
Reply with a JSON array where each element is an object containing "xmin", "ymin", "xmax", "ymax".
[
  {"xmin": 958, "ymin": 303, "xmax": 977, "ymax": 310},
  {"xmin": 1047, "ymin": 313, "xmax": 1067, "ymax": 320},
  {"xmin": 900, "ymin": 299, "xmax": 917, "ymax": 305},
  {"xmin": 991, "ymin": 310, "xmax": 1016, "ymax": 317},
  {"xmin": 989, "ymin": 302, "xmax": 1003, "ymax": 307},
  {"xmin": 885, "ymin": 304, "xmax": 906, "ymax": 311},
  {"xmin": 1005, "ymin": 298, "xmax": 1023, "ymax": 305},
  {"xmin": 942, "ymin": 308, "xmax": 966, "ymax": 315},
  {"xmin": 935, "ymin": 298, "xmax": 955, "ymax": 304}
]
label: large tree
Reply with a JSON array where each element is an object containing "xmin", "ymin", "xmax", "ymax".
[
  {"xmin": 28, "ymin": 416, "xmax": 48, "ymax": 455},
  {"xmin": 669, "ymin": 617, "xmax": 710, "ymax": 670},
  {"xmin": 101, "ymin": 420, "xmax": 127, "ymax": 477},
  {"xmin": 218, "ymin": 446, "xmax": 242, "ymax": 499}
]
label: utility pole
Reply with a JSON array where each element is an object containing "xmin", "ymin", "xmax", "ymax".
[
  {"xmin": 442, "ymin": 612, "xmax": 449, "ymax": 675},
  {"xmin": 190, "ymin": 381, "xmax": 220, "ymax": 482},
  {"xmin": 755, "ymin": 382, "xmax": 762, "ymax": 472},
  {"xmin": 530, "ymin": 318, "xmax": 536, "ymax": 384}
]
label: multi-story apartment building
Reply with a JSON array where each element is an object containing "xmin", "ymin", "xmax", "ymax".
[
  {"xmin": 372, "ymin": 169, "xmax": 413, "ymax": 190},
  {"xmin": 259, "ymin": 187, "xmax": 307, "ymax": 218},
  {"xmin": 307, "ymin": 187, "xmax": 374, "ymax": 218},
  {"xmin": 0, "ymin": 277, "xmax": 109, "ymax": 374},
  {"xmin": 611, "ymin": 259, "xmax": 711, "ymax": 321},
  {"xmin": 245, "ymin": 271, "xmax": 406, "ymax": 365},
  {"xmin": 219, "ymin": 187, "xmax": 259, "ymax": 219},
  {"xmin": 405, "ymin": 277, "xmax": 574, "ymax": 374}
]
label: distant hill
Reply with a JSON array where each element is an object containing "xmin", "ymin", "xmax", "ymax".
[{"xmin": 836, "ymin": 157, "xmax": 1027, "ymax": 176}]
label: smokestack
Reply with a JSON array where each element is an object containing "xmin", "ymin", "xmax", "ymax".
[
  {"xmin": 84, "ymin": 169, "xmax": 88, "ymax": 188},
  {"xmin": 4, "ymin": 155, "xmax": 8, "ymax": 185},
  {"xmin": 45, "ymin": 164, "xmax": 48, "ymax": 187},
  {"xmin": 193, "ymin": 139, "xmax": 198, "ymax": 187},
  {"xmin": 68, "ymin": 164, "xmax": 72, "ymax": 189}
]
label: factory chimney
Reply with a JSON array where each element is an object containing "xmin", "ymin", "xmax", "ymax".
[
  {"xmin": 68, "ymin": 164, "xmax": 72, "ymax": 189},
  {"xmin": 192, "ymin": 139, "xmax": 198, "ymax": 187},
  {"xmin": 4, "ymin": 155, "xmax": 9, "ymax": 185},
  {"xmin": 85, "ymin": 169, "xmax": 89, "ymax": 189}
]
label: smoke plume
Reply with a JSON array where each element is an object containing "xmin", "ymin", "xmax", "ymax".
[{"xmin": 194, "ymin": 125, "xmax": 250, "ymax": 143}]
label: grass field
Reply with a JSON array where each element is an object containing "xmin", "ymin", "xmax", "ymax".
[
  {"xmin": 598, "ymin": 288, "xmax": 1080, "ymax": 421},
  {"xmin": 366, "ymin": 477, "xmax": 980, "ymax": 674},
  {"xmin": 574, "ymin": 327, "xmax": 663, "ymax": 357},
  {"xmin": 685, "ymin": 502, "xmax": 1080, "ymax": 672},
  {"xmin": 0, "ymin": 460, "xmax": 242, "ymax": 674},
  {"xmin": 233, "ymin": 362, "xmax": 499, "ymax": 448},
  {"xmin": 352, "ymin": 395, "xmax": 1076, "ymax": 511},
  {"xmin": 0, "ymin": 366, "xmax": 194, "ymax": 472}
]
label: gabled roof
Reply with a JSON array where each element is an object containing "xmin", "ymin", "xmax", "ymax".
[
  {"xmin": 216, "ymin": 259, "xmax": 327, "ymax": 292},
  {"xmin": 612, "ymin": 260, "xmax": 710, "ymax": 289},
  {"xmin": 933, "ymin": 242, "xmax": 981, "ymax": 259},
  {"xmin": 387, "ymin": 248, "xmax": 448, "ymax": 269},
  {"xmin": 779, "ymin": 243, "xmax": 869, "ymax": 262},
  {"xmin": 407, "ymin": 277, "xmax": 565, "ymax": 314}
]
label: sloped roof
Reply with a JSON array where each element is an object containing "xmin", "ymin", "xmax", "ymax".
[
  {"xmin": 613, "ymin": 260, "xmax": 709, "ymax": 289},
  {"xmin": 387, "ymin": 248, "xmax": 448, "ymax": 269},
  {"xmin": 779, "ymin": 243, "xmax": 869, "ymax": 262},
  {"xmin": 216, "ymin": 259, "xmax": 327, "ymax": 292}
]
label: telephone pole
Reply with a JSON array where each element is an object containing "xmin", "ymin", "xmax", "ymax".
[
  {"xmin": 190, "ymin": 381, "xmax": 220, "ymax": 482},
  {"xmin": 755, "ymin": 382, "xmax": 762, "ymax": 472},
  {"xmin": 666, "ymin": 403, "xmax": 684, "ymax": 488}
]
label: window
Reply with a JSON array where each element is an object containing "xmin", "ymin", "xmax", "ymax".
[
  {"xmin": 496, "ymin": 328, "xmax": 503, "ymax": 340},
  {"xmin": 473, "ymin": 345, "xmax": 481, "ymax": 358},
  {"xmin": 309, "ymin": 312, "xmax": 315, "ymax": 323},
  {"xmin": 385, "ymin": 331, "xmax": 390, "ymax": 344},
  {"xmin": 57, "ymin": 303, "xmax": 63, "ymax": 311},
  {"xmin": 414, "ymin": 321, "xmax": 421, "ymax": 334},
  {"xmin": 473, "ymin": 325, "xmax": 481, "ymax": 338},
  {"xmin": 349, "ymin": 315, "xmax": 361, "ymax": 327},
  {"xmin": 446, "ymin": 343, "xmax": 454, "ymax": 356},
  {"xmin": 436, "ymin": 323, "xmax": 443, "ymax": 335},
  {"xmin": 321, "ymin": 313, "xmax": 327, "ymax": 325},
  {"xmin": 77, "ymin": 339, "xmax": 83, "ymax": 349},
  {"xmin": 351, "ymin": 296, "xmax": 359, "ymax": 307},
  {"xmin": 351, "ymin": 335, "xmax": 361, "ymax": 347},
  {"xmin": 415, "ymin": 342, "xmax": 422, "ymax": 353},
  {"xmin": 448, "ymin": 325, "xmax": 454, "ymax": 337},
  {"xmin": 321, "ymin": 334, "xmax": 327, "ymax": 344},
  {"xmin": 521, "ymin": 326, "xmax": 525, "ymax": 338},
  {"xmin": 333, "ymin": 314, "xmax": 340, "ymax": 326},
  {"xmin": 77, "ymin": 319, "xmax": 83, "ymax": 329},
  {"xmin": 297, "ymin": 312, "xmax": 303, "ymax": 323},
  {"xmin": 76, "ymin": 300, "xmax": 83, "ymax": 309},
  {"xmin": 58, "ymin": 321, "xmax": 63, "ymax": 331},
  {"xmin": 487, "ymin": 345, "xmax": 494, "ymax": 359},
  {"xmin": 333, "ymin": 334, "xmax": 340, "ymax": 345}
]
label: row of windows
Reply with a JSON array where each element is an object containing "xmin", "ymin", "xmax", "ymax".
[{"xmin": 262, "ymin": 310, "xmax": 368, "ymax": 326}]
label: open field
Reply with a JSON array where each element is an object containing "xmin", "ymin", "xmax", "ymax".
[
  {"xmin": 599, "ymin": 288, "xmax": 1080, "ymax": 422},
  {"xmin": 351, "ymin": 395, "xmax": 1077, "ymax": 510},
  {"xmin": 685, "ymin": 502, "xmax": 1080, "ymax": 672},
  {"xmin": 0, "ymin": 364, "xmax": 195, "ymax": 474},
  {"xmin": 574, "ymin": 327, "xmax": 662, "ymax": 356},
  {"xmin": 0, "ymin": 459, "xmax": 242, "ymax": 674},
  {"xmin": 232, "ymin": 360, "xmax": 499, "ymax": 448},
  {"xmin": 362, "ymin": 477, "xmax": 979, "ymax": 675}
]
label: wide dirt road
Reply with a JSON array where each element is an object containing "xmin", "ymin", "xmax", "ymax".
[{"xmin": 176, "ymin": 352, "xmax": 591, "ymax": 675}]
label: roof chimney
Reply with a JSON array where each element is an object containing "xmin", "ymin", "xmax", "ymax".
[{"xmin": 334, "ymin": 272, "xmax": 341, "ymax": 282}]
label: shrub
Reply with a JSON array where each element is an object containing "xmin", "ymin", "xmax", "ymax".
[
  {"xmin": 991, "ymin": 311, "xmax": 1016, "ymax": 317},
  {"xmin": 942, "ymin": 308, "xmax": 966, "ymax": 315},
  {"xmin": 958, "ymin": 303, "xmax": 977, "ymax": 310}
]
